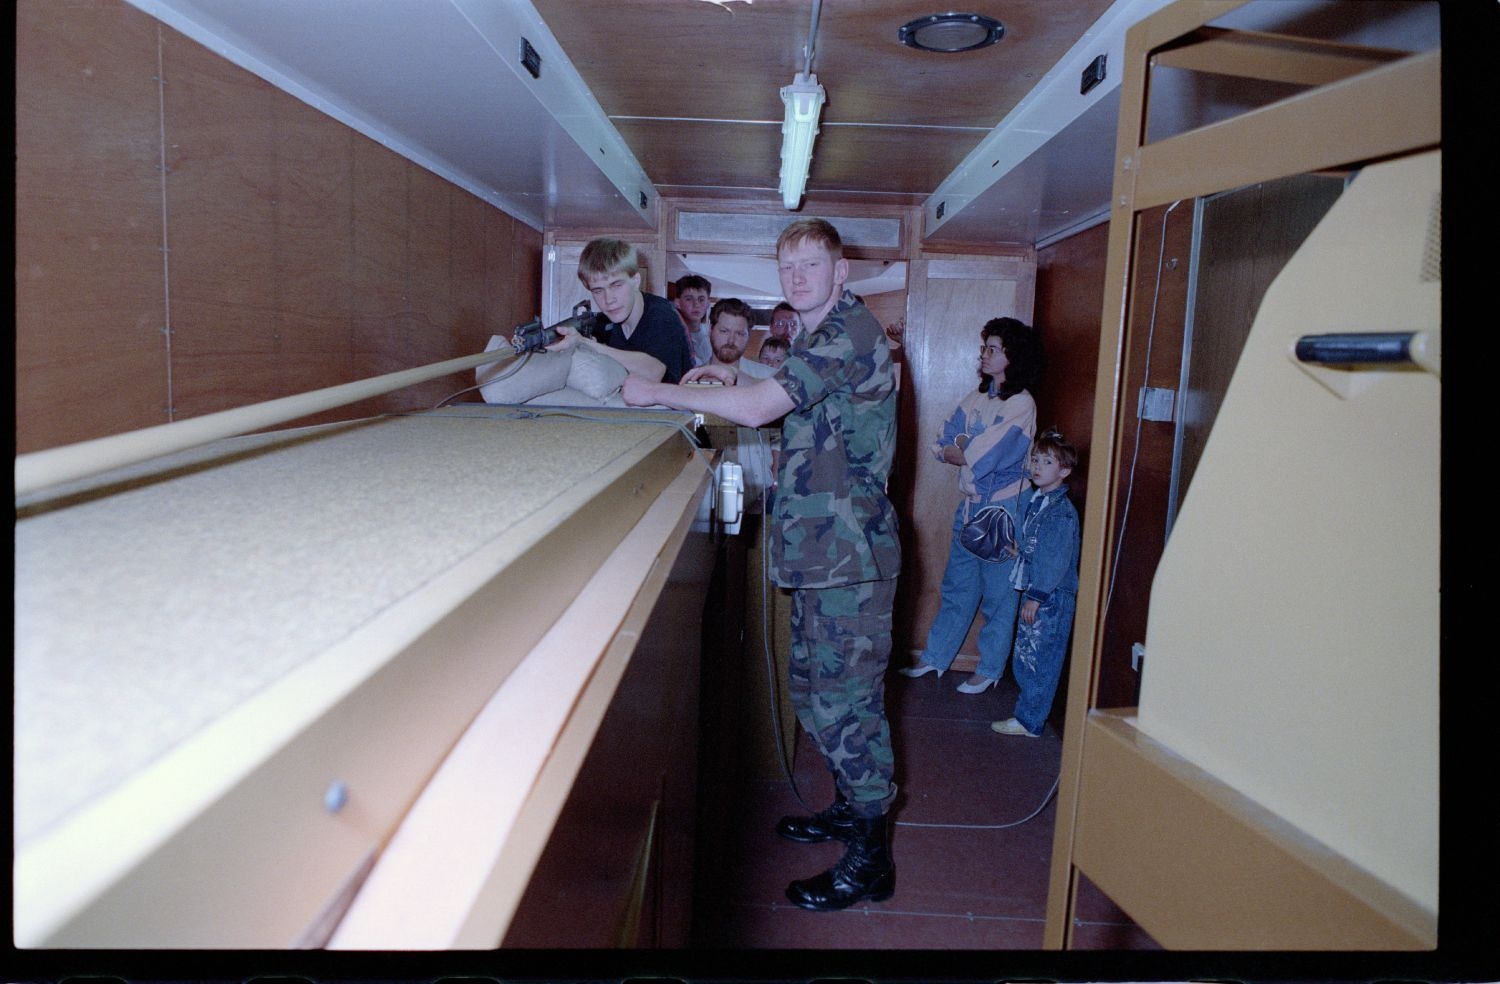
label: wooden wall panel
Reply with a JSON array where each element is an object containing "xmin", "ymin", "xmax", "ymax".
[
  {"xmin": 272, "ymin": 93, "xmax": 356, "ymax": 404},
  {"xmin": 450, "ymin": 187, "xmax": 490, "ymax": 351},
  {"xmin": 15, "ymin": 0, "xmax": 167, "ymax": 452},
  {"xmin": 1034, "ymin": 221, "xmax": 1108, "ymax": 731},
  {"xmin": 15, "ymin": 0, "xmax": 543, "ymax": 453},
  {"xmin": 1032, "ymin": 208, "xmax": 1192, "ymax": 716},
  {"xmin": 503, "ymin": 212, "xmax": 545, "ymax": 336},
  {"xmin": 860, "ymin": 290, "xmax": 906, "ymax": 337},
  {"xmin": 1035, "ymin": 224, "xmax": 1107, "ymax": 510},
  {"xmin": 485, "ymin": 206, "xmax": 525, "ymax": 334},
  {"xmin": 402, "ymin": 167, "xmax": 457, "ymax": 411},
  {"xmin": 347, "ymin": 133, "xmax": 412, "ymax": 419},
  {"xmin": 162, "ymin": 27, "xmax": 279, "ymax": 420},
  {"xmin": 1096, "ymin": 202, "xmax": 1195, "ymax": 710}
]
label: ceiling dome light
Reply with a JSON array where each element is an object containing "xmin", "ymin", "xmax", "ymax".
[{"xmin": 898, "ymin": 12, "xmax": 1005, "ymax": 53}]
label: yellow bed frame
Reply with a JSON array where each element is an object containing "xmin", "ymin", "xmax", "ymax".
[{"xmin": 1044, "ymin": 0, "xmax": 1440, "ymax": 950}]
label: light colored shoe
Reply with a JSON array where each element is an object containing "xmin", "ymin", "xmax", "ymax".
[
  {"xmin": 991, "ymin": 717, "xmax": 1041, "ymax": 737},
  {"xmin": 956, "ymin": 674, "xmax": 998, "ymax": 694},
  {"xmin": 897, "ymin": 661, "xmax": 942, "ymax": 678}
]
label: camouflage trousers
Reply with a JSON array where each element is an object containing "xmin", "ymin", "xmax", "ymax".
[{"xmin": 788, "ymin": 577, "xmax": 899, "ymax": 819}]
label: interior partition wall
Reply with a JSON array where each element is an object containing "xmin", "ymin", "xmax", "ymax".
[{"xmin": 15, "ymin": 0, "xmax": 542, "ymax": 454}]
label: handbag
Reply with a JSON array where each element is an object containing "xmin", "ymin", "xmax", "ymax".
[{"xmin": 959, "ymin": 500, "xmax": 1018, "ymax": 563}]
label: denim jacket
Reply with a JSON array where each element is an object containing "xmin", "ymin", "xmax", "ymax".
[{"xmin": 1009, "ymin": 484, "xmax": 1080, "ymax": 602}]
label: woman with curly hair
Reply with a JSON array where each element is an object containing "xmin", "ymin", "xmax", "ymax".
[{"xmin": 899, "ymin": 317, "xmax": 1042, "ymax": 693}]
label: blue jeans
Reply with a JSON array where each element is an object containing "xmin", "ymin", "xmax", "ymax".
[
  {"xmin": 1011, "ymin": 590, "xmax": 1076, "ymax": 734},
  {"xmin": 919, "ymin": 511, "xmax": 1021, "ymax": 679}
]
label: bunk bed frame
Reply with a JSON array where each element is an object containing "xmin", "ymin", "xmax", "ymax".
[
  {"xmin": 1043, "ymin": 0, "xmax": 1440, "ymax": 950},
  {"xmin": 16, "ymin": 378, "xmax": 715, "ymax": 947}
]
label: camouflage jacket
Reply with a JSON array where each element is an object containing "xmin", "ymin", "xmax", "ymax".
[{"xmin": 770, "ymin": 290, "xmax": 901, "ymax": 589}]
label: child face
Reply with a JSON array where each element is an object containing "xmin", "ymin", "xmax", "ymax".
[
  {"xmin": 675, "ymin": 287, "xmax": 710, "ymax": 328},
  {"xmin": 1029, "ymin": 449, "xmax": 1071, "ymax": 492},
  {"xmin": 758, "ymin": 345, "xmax": 787, "ymax": 369},
  {"xmin": 583, "ymin": 268, "xmax": 641, "ymax": 325}
]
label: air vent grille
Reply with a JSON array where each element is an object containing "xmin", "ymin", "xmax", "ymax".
[{"xmin": 1420, "ymin": 191, "xmax": 1440, "ymax": 282}]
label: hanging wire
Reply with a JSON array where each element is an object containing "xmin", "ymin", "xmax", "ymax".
[
  {"xmin": 802, "ymin": 0, "xmax": 823, "ymax": 76},
  {"xmin": 431, "ymin": 349, "xmax": 531, "ymax": 409},
  {"xmin": 1104, "ymin": 198, "xmax": 1183, "ymax": 619}
]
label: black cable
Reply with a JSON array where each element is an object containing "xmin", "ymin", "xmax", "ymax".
[
  {"xmin": 1104, "ymin": 198, "xmax": 1182, "ymax": 619},
  {"xmin": 430, "ymin": 349, "xmax": 530, "ymax": 409},
  {"xmin": 896, "ymin": 773, "xmax": 1060, "ymax": 831},
  {"xmin": 407, "ymin": 403, "xmax": 715, "ymax": 477}
]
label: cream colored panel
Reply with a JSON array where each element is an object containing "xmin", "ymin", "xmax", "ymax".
[
  {"xmin": 1075, "ymin": 711, "xmax": 1433, "ymax": 949},
  {"xmin": 14, "ymin": 407, "xmax": 696, "ymax": 946},
  {"xmin": 1137, "ymin": 151, "xmax": 1440, "ymax": 913},
  {"xmin": 327, "ymin": 458, "xmax": 710, "ymax": 948}
]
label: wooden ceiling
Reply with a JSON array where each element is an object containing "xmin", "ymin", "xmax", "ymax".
[
  {"xmin": 530, "ymin": 0, "xmax": 1116, "ymax": 204},
  {"xmin": 121, "ymin": 0, "xmax": 1439, "ymax": 243}
]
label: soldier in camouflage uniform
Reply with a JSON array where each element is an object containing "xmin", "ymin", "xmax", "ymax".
[{"xmin": 622, "ymin": 218, "xmax": 901, "ymax": 912}]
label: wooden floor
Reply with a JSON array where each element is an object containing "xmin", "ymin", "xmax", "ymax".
[{"xmin": 694, "ymin": 665, "xmax": 1159, "ymax": 950}]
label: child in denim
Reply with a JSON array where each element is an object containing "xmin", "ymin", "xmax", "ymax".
[{"xmin": 992, "ymin": 429, "xmax": 1081, "ymax": 738}]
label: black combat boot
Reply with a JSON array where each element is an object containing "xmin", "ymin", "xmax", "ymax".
[
  {"xmin": 775, "ymin": 791, "xmax": 857, "ymax": 844},
  {"xmin": 784, "ymin": 813, "xmax": 895, "ymax": 911}
]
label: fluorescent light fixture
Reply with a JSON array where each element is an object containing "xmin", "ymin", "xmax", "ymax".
[{"xmin": 778, "ymin": 72, "xmax": 825, "ymax": 210}]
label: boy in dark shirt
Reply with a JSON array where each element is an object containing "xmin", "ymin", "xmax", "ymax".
[{"xmin": 549, "ymin": 238, "xmax": 692, "ymax": 384}]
